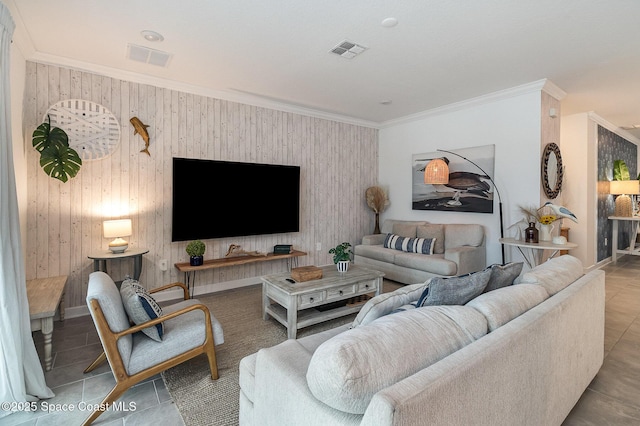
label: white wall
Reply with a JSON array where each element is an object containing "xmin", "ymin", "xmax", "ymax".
[
  {"xmin": 560, "ymin": 113, "xmax": 596, "ymax": 268},
  {"xmin": 379, "ymin": 86, "xmax": 545, "ymax": 266}
]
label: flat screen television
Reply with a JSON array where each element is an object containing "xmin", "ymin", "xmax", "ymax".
[{"xmin": 172, "ymin": 157, "xmax": 300, "ymax": 241}]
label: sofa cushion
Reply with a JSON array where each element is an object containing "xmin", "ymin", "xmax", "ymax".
[
  {"xmin": 383, "ymin": 233, "xmax": 435, "ymax": 255},
  {"xmin": 483, "ymin": 262, "xmax": 524, "ymax": 293},
  {"xmin": 444, "ymin": 224, "xmax": 484, "ymax": 249},
  {"xmin": 120, "ymin": 279, "xmax": 164, "ymax": 342},
  {"xmin": 466, "ymin": 283, "xmax": 549, "ymax": 331},
  {"xmin": 417, "ymin": 224, "xmax": 445, "ymax": 254},
  {"xmin": 353, "ymin": 244, "xmax": 397, "ymax": 263},
  {"xmin": 394, "ymin": 253, "xmax": 457, "ymax": 276},
  {"xmin": 417, "ymin": 267, "xmax": 491, "ymax": 307},
  {"xmin": 351, "ymin": 282, "xmax": 427, "ymax": 328},
  {"xmin": 307, "ymin": 306, "xmax": 488, "ymax": 414},
  {"xmin": 392, "ymin": 223, "xmax": 419, "ymax": 238},
  {"xmin": 515, "ymin": 255, "xmax": 583, "ymax": 296}
]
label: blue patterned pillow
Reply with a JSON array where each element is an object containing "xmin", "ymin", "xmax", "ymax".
[
  {"xmin": 120, "ymin": 279, "xmax": 164, "ymax": 342},
  {"xmin": 383, "ymin": 233, "xmax": 435, "ymax": 255}
]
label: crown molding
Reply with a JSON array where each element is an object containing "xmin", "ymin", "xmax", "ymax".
[
  {"xmin": 379, "ymin": 79, "xmax": 562, "ymax": 128},
  {"xmin": 27, "ymin": 52, "xmax": 379, "ymax": 130},
  {"xmin": 588, "ymin": 111, "xmax": 640, "ymax": 144}
]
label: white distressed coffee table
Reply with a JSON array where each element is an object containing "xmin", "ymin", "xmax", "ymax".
[{"xmin": 262, "ymin": 264, "xmax": 384, "ymax": 338}]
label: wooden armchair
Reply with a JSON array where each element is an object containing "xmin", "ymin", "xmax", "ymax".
[{"xmin": 82, "ymin": 271, "xmax": 224, "ymax": 425}]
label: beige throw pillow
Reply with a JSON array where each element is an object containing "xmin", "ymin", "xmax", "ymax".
[{"xmin": 417, "ymin": 224, "xmax": 445, "ymax": 254}]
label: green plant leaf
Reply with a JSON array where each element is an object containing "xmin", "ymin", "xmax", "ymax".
[
  {"xmin": 613, "ymin": 160, "xmax": 630, "ymax": 181},
  {"xmin": 32, "ymin": 120, "xmax": 69, "ymax": 153},
  {"xmin": 39, "ymin": 143, "xmax": 82, "ymax": 183}
]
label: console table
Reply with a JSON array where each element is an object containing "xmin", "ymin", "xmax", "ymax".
[
  {"xmin": 27, "ymin": 275, "xmax": 67, "ymax": 371},
  {"xmin": 175, "ymin": 250, "xmax": 307, "ymax": 297},
  {"xmin": 88, "ymin": 247, "xmax": 149, "ymax": 281},
  {"xmin": 499, "ymin": 238, "xmax": 577, "ymax": 268},
  {"xmin": 609, "ymin": 216, "xmax": 640, "ymax": 263}
]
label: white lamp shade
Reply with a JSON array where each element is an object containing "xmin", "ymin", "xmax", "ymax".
[
  {"xmin": 103, "ymin": 219, "xmax": 132, "ymax": 253},
  {"xmin": 610, "ymin": 180, "xmax": 640, "ymax": 195},
  {"xmin": 424, "ymin": 158, "xmax": 450, "ymax": 184},
  {"xmin": 103, "ymin": 219, "xmax": 132, "ymax": 238}
]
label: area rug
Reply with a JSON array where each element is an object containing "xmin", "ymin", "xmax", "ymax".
[{"xmin": 162, "ymin": 282, "xmax": 395, "ymax": 426}]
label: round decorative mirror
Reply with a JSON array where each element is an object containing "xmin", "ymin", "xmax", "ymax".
[{"xmin": 541, "ymin": 142, "xmax": 563, "ymax": 199}]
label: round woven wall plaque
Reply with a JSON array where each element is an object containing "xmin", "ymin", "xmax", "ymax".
[{"xmin": 45, "ymin": 99, "xmax": 121, "ymax": 161}]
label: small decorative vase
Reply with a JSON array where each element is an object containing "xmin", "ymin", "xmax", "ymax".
[
  {"xmin": 374, "ymin": 213, "xmax": 381, "ymax": 234},
  {"xmin": 538, "ymin": 223, "xmax": 554, "ymax": 242},
  {"xmin": 525, "ymin": 222, "xmax": 539, "ymax": 243},
  {"xmin": 337, "ymin": 260, "xmax": 350, "ymax": 273},
  {"xmin": 190, "ymin": 255, "xmax": 204, "ymax": 266}
]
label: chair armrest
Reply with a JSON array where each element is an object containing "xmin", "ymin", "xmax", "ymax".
[
  {"xmin": 362, "ymin": 234, "xmax": 386, "ymax": 245},
  {"xmin": 149, "ymin": 282, "xmax": 189, "ymax": 300},
  {"xmin": 444, "ymin": 246, "xmax": 486, "ymax": 275},
  {"xmin": 113, "ymin": 303, "xmax": 211, "ymax": 339}
]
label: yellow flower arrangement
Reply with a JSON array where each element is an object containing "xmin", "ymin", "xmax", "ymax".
[
  {"xmin": 538, "ymin": 215, "xmax": 557, "ymax": 225},
  {"xmin": 519, "ymin": 205, "xmax": 561, "ymax": 225}
]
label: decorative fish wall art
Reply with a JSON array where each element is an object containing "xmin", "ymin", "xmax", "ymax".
[{"xmin": 129, "ymin": 116, "xmax": 150, "ymax": 156}]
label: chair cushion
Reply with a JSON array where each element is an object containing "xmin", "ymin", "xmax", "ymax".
[
  {"xmin": 483, "ymin": 262, "xmax": 524, "ymax": 293},
  {"xmin": 383, "ymin": 233, "xmax": 435, "ymax": 255},
  {"xmin": 417, "ymin": 267, "xmax": 491, "ymax": 306},
  {"xmin": 120, "ymin": 279, "xmax": 164, "ymax": 342},
  {"xmin": 86, "ymin": 272, "xmax": 134, "ymax": 366},
  {"xmin": 127, "ymin": 299, "xmax": 223, "ymax": 375}
]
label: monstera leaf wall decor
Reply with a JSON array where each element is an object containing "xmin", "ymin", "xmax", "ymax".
[{"xmin": 32, "ymin": 116, "xmax": 82, "ymax": 183}]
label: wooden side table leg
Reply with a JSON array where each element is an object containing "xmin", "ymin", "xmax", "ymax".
[{"xmin": 41, "ymin": 317, "xmax": 54, "ymax": 371}]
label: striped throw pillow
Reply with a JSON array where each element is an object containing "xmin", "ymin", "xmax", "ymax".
[{"xmin": 383, "ymin": 233, "xmax": 435, "ymax": 255}]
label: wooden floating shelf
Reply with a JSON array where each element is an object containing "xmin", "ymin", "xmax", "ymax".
[{"xmin": 174, "ymin": 250, "xmax": 307, "ymax": 272}]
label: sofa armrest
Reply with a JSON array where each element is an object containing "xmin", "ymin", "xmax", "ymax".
[
  {"xmin": 362, "ymin": 234, "xmax": 386, "ymax": 245},
  {"xmin": 444, "ymin": 246, "xmax": 486, "ymax": 275}
]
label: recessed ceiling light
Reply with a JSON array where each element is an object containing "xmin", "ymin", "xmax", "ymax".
[
  {"xmin": 381, "ymin": 17, "xmax": 398, "ymax": 28},
  {"xmin": 140, "ymin": 30, "xmax": 164, "ymax": 42}
]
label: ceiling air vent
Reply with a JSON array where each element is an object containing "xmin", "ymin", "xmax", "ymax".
[
  {"xmin": 126, "ymin": 43, "xmax": 172, "ymax": 67},
  {"xmin": 329, "ymin": 40, "xmax": 368, "ymax": 59}
]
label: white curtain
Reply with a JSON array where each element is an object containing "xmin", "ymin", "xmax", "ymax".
[{"xmin": 0, "ymin": 2, "xmax": 54, "ymax": 418}]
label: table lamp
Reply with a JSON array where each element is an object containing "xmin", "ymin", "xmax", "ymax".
[
  {"xmin": 103, "ymin": 219, "xmax": 132, "ymax": 253},
  {"xmin": 610, "ymin": 180, "xmax": 640, "ymax": 217}
]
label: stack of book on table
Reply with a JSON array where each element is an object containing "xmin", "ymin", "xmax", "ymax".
[{"xmin": 273, "ymin": 244, "xmax": 293, "ymax": 254}]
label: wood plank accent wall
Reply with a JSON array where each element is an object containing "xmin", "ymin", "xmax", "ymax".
[{"xmin": 23, "ymin": 62, "xmax": 379, "ymax": 310}]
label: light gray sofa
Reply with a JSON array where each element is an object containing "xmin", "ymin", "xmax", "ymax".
[
  {"xmin": 239, "ymin": 255, "xmax": 605, "ymax": 426},
  {"xmin": 354, "ymin": 219, "xmax": 486, "ymax": 283}
]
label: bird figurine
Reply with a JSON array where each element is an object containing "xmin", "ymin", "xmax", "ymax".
[{"xmin": 541, "ymin": 202, "xmax": 578, "ymax": 223}]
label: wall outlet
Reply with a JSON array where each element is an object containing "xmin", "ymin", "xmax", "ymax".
[
  {"xmin": 159, "ymin": 259, "xmax": 168, "ymax": 271},
  {"xmin": 316, "ymin": 242, "xmax": 322, "ymax": 251}
]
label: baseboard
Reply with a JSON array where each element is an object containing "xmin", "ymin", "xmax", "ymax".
[{"xmin": 63, "ymin": 276, "xmax": 262, "ymax": 319}]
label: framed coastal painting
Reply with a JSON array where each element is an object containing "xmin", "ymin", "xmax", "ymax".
[{"xmin": 412, "ymin": 144, "xmax": 495, "ymax": 213}]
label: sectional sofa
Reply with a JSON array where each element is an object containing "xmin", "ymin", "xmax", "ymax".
[{"xmin": 239, "ymin": 255, "xmax": 605, "ymax": 426}]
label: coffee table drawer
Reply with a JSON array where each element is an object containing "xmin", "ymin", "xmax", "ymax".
[
  {"xmin": 327, "ymin": 284, "xmax": 356, "ymax": 301},
  {"xmin": 358, "ymin": 280, "xmax": 378, "ymax": 293},
  {"xmin": 298, "ymin": 291, "xmax": 325, "ymax": 308}
]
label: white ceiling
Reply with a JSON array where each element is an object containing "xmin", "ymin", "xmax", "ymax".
[{"xmin": 7, "ymin": 0, "xmax": 640, "ymax": 136}]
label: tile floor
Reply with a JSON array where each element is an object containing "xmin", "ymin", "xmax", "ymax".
[
  {"xmin": 5, "ymin": 256, "xmax": 640, "ymax": 425},
  {"xmin": 4, "ymin": 313, "xmax": 183, "ymax": 425}
]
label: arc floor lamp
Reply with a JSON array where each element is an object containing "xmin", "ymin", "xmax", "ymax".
[{"xmin": 424, "ymin": 149, "xmax": 505, "ymax": 265}]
